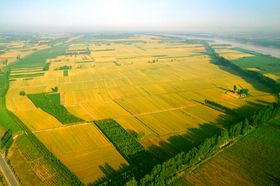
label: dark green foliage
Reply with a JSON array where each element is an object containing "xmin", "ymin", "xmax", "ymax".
[
  {"xmin": 6, "ymin": 107, "xmax": 83, "ymax": 185},
  {"xmin": 4, "ymin": 137, "xmax": 13, "ymax": 155},
  {"xmin": 0, "ymin": 129, "xmax": 13, "ymax": 156},
  {"xmin": 130, "ymin": 101, "xmax": 280, "ymax": 186},
  {"xmin": 204, "ymin": 99, "xmax": 236, "ymax": 115},
  {"xmin": 95, "ymin": 119, "xmax": 153, "ymax": 164},
  {"xmin": 93, "ymin": 119, "xmax": 159, "ymax": 185},
  {"xmin": 233, "ymin": 85, "xmax": 237, "ymax": 92},
  {"xmin": 51, "ymin": 86, "xmax": 58, "ymax": 92},
  {"xmin": 42, "ymin": 62, "xmax": 50, "ymax": 71},
  {"xmin": 19, "ymin": 90, "xmax": 26, "ymax": 96},
  {"xmin": 16, "ymin": 128, "xmax": 83, "ymax": 185},
  {"xmin": 95, "ymin": 56, "xmax": 280, "ymax": 186},
  {"xmin": 238, "ymin": 88, "xmax": 249, "ymax": 96},
  {"xmin": 27, "ymin": 93, "xmax": 82, "ymax": 124},
  {"xmin": 189, "ymin": 120, "xmax": 280, "ymax": 186},
  {"xmin": 0, "ymin": 129, "xmax": 12, "ymax": 149},
  {"xmin": 56, "ymin": 65, "xmax": 72, "ymax": 70}
]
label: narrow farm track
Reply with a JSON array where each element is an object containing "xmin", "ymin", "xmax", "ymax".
[
  {"xmin": 113, "ymin": 103, "xmax": 199, "ymax": 119},
  {"xmin": 32, "ymin": 122, "xmax": 90, "ymax": 133}
]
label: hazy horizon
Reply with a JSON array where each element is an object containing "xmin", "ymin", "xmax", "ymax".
[{"xmin": 1, "ymin": 0, "xmax": 280, "ymax": 33}]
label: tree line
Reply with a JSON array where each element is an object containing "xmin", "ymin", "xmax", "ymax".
[
  {"xmin": 0, "ymin": 53, "xmax": 83, "ymax": 185},
  {"xmin": 0, "ymin": 129, "xmax": 13, "ymax": 155},
  {"xmin": 93, "ymin": 119, "xmax": 160, "ymax": 185},
  {"xmin": 95, "ymin": 43, "xmax": 280, "ymax": 186},
  {"xmin": 8, "ymin": 111, "xmax": 83, "ymax": 185},
  {"xmin": 126, "ymin": 100, "xmax": 280, "ymax": 186},
  {"xmin": 120, "ymin": 44, "xmax": 280, "ymax": 186}
]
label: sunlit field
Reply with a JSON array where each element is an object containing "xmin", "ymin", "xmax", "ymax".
[{"xmin": 3, "ymin": 34, "xmax": 277, "ymax": 183}]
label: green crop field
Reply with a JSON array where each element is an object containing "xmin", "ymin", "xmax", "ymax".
[
  {"xmin": 27, "ymin": 93, "xmax": 82, "ymax": 124},
  {"xmin": 232, "ymin": 55, "xmax": 280, "ymax": 81},
  {"xmin": 11, "ymin": 46, "xmax": 67, "ymax": 69},
  {"xmin": 180, "ymin": 118, "xmax": 280, "ymax": 186}
]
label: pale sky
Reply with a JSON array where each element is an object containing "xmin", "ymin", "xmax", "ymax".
[{"xmin": 0, "ymin": 0, "xmax": 280, "ymax": 32}]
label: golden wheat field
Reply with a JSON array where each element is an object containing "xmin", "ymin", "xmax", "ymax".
[
  {"xmin": 35, "ymin": 123, "xmax": 127, "ymax": 183},
  {"xmin": 6, "ymin": 35, "xmax": 277, "ymax": 183}
]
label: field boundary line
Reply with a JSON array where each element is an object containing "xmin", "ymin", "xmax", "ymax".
[{"xmin": 32, "ymin": 122, "xmax": 90, "ymax": 133}]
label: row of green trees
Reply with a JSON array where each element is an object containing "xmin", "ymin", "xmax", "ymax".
[
  {"xmin": 0, "ymin": 129, "xmax": 13, "ymax": 155},
  {"xmin": 119, "ymin": 44, "xmax": 280, "ymax": 186},
  {"xmin": 56, "ymin": 65, "xmax": 72, "ymax": 70},
  {"xmin": 95, "ymin": 119, "xmax": 157, "ymax": 164},
  {"xmin": 123, "ymin": 44, "xmax": 280, "ymax": 186},
  {"xmin": 129, "ymin": 101, "xmax": 280, "ymax": 185},
  {"xmin": 7, "ymin": 109, "xmax": 83, "ymax": 185},
  {"xmin": 94, "ymin": 119, "xmax": 160, "ymax": 185}
]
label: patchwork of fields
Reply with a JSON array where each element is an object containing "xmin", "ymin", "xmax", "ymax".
[
  {"xmin": 213, "ymin": 44, "xmax": 280, "ymax": 82},
  {"xmin": 4, "ymin": 35, "xmax": 277, "ymax": 183}
]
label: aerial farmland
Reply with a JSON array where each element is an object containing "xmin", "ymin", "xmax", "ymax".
[{"xmin": 0, "ymin": 33, "xmax": 278, "ymax": 185}]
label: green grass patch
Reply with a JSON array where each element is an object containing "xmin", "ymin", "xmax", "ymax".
[
  {"xmin": 27, "ymin": 93, "xmax": 82, "ymax": 124},
  {"xmin": 11, "ymin": 46, "xmax": 67, "ymax": 69},
  {"xmin": 232, "ymin": 55, "xmax": 280, "ymax": 77},
  {"xmin": 0, "ymin": 68, "xmax": 21, "ymax": 131}
]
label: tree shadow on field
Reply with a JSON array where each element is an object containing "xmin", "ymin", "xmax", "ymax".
[
  {"xmin": 256, "ymin": 99, "xmax": 275, "ymax": 105},
  {"xmin": 217, "ymin": 65, "xmax": 272, "ymax": 93},
  {"xmin": 146, "ymin": 101, "xmax": 270, "ymax": 160},
  {"xmin": 205, "ymin": 45, "xmax": 274, "ymax": 94},
  {"xmin": 98, "ymin": 163, "xmax": 117, "ymax": 177},
  {"xmin": 92, "ymin": 101, "xmax": 276, "ymax": 185}
]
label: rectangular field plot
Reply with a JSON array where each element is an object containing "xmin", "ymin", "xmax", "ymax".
[
  {"xmin": 182, "ymin": 105, "xmax": 227, "ymax": 124},
  {"xmin": 35, "ymin": 123, "xmax": 127, "ymax": 184},
  {"xmin": 137, "ymin": 110, "xmax": 202, "ymax": 136},
  {"xmin": 214, "ymin": 47, "xmax": 254, "ymax": 60}
]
